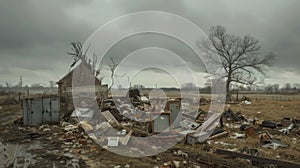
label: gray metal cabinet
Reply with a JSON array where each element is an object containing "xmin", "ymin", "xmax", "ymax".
[{"xmin": 23, "ymin": 98, "xmax": 60, "ymax": 126}]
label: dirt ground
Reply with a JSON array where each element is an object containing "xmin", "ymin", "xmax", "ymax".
[{"xmin": 0, "ymin": 94, "xmax": 299, "ymax": 168}]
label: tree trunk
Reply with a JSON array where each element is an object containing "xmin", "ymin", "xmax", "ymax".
[{"xmin": 226, "ymin": 78, "xmax": 231, "ymax": 102}]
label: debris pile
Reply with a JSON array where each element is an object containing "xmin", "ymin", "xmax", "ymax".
[{"xmin": 2, "ymin": 91, "xmax": 299, "ymax": 167}]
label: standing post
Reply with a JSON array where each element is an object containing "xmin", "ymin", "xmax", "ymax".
[{"xmin": 18, "ymin": 92, "xmax": 21, "ymax": 104}]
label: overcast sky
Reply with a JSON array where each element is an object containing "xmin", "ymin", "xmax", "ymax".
[{"xmin": 0, "ymin": 0, "xmax": 300, "ymax": 88}]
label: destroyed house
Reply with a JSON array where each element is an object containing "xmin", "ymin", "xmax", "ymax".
[{"xmin": 57, "ymin": 62, "xmax": 107, "ymax": 110}]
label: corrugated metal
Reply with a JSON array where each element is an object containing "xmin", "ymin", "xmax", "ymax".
[{"xmin": 23, "ymin": 98, "xmax": 60, "ymax": 126}]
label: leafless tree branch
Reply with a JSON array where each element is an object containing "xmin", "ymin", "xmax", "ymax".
[{"xmin": 198, "ymin": 25, "xmax": 275, "ymax": 101}]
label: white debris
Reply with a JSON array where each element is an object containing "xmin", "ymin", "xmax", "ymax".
[
  {"xmin": 61, "ymin": 121, "xmax": 71, "ymax": 127},
  {"xmin": 64, "ymin": 125, "xmax": 78, "ymax": 132},
  {"xmin": 43, "ymin": 128, "xmax": 51, "ymax": 132},
  {"xmin": 242, "ymin": 100, "xmax": 252, "ymax": 105},
  {"xmin": 39, "ymin": 124, "xmax": 49, "ymax": 130},
  {"xmin": 279, "ymin": 123, "xmax": 294, "ymax": 135},
  {"xmin": 173, "ymin": 161, "xmax": 180, "ymax": 168},
  {"xmin": 71, "ymin": 108, "xmax": 94, "ymax": 119},
  {"xmin": 215, "ymin": 141, "xmax": 236, "ymax": 147},
  {"xmin": 177, "ymin": 150, "xmax": 183, "ymax": 156},
  {"xmin": 140, "ymin": 96, "xmax": 149, "ymax": 102},
  {"xmin": 79, "ymin": 120, "xmax": 93, "ymax": 131},
  {"xmin": 231, "ymin": 133, "xmax": 246, "ymax": 139}
]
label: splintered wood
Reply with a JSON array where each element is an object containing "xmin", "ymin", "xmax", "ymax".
[
  {"xmin": 120, "ymin": 130, "xmax": 133, "ymax": 145},
  {"xmin": 101, "ymin": 110, "xmax": 120, "ymax": 126}
]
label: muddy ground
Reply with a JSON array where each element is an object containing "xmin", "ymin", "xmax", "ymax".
[{"xmin": 0, "ymin": 95, "xmax": 299, "ymax": 168}]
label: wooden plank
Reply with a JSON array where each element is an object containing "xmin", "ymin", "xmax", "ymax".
[
  {"xmin": 120, "ymin": 130, "xmax": 133, "ymax": 145},
  {"xmin": 207, "ymin": 131, "xmax": 228, "ymax": 140},
  {"xmin": 101, "ymin": 110, "xmax": 120, "ymax": 125},
  {"xmin": 216, "ymin": 149, "xmax": 300, "ymax": 168}
]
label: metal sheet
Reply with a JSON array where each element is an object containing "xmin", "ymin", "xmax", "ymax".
[
  {"xmin": 50, "ymin": 98, "xmax": 60, "ymax": 123},
  {"xmin": 31, "ymin": 98, "xmax": 43, "ymax": 126},
  {"xmin": 153, "ymin": 113, "xmax": 170, "ymax": 133},
  {"xmin": 170, "ymin": 103, "xmax": 181, "ymax": 127},
  {"xmin": 42, "ymin": 98, "xmax": 51, "ymax": 123}
]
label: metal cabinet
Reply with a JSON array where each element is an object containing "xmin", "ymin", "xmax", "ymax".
[
  {"xmin": 23, "ymin": 98, "xmax": 60, "ymax": 126},
  {"xmin": 151, "ymin": 112, "xmax": 171, "ymax": 133}
]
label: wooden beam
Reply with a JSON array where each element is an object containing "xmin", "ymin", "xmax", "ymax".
[{"xmin": 216, "ymin": 149, "xmax": 300, "ymax": 168}]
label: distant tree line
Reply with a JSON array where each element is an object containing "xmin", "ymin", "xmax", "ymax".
[
  {"xmin": 0, "ymin": 80, "xmax": 57, "ymax": 93},
  {"xmin": 180, "ymin": 82, "xmax": 300, "ymax": 95}
]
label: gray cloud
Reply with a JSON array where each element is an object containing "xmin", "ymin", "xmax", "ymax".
[
  {"xmin": 0, "ymin": 1, "xmax": 91, "ymax": 50},
  {"xmin": 101, "ymin": 33, "xmax": 206, "ymax": 72},
  {"xmin": 0, "ymin": 0, "xmax": 96, "ymax": 84},
  {"xmin": 0, "ymin": 0, "xmax": 300, "ymax": 86}
]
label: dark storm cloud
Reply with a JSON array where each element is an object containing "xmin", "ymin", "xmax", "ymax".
[
  {"xmin": 0, "ymin": 0, "xmax": 92, "ymax": 50},
  {"xmin": 262, "ymin": 1, "xmax": 300, "ymax": 70},
  {"xmin": 102, "ymin": 33, "xmax": 206, "ymax": 73},
  {"xmin": 0, "ymin": 0, "xmax": 95, "ymax": 83},
  {"xmin": 1, "ymin": 0, "xmax": 300, "ymax": 85},
  {"xmin": 85, "ymin": 0, "xmax": 300, "ymax": 80}
]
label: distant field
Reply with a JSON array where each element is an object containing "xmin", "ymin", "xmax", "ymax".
[
  {"xmin": 111, "ymin": 89, "xmax": 300, "ymax": 101},
  {"xmin": 241, "ymin": 93, "xmax": 300, "ymax": 101},
  {"xmin": 2, "ymin": 89, "xmax": 300, "ymax": 101}
]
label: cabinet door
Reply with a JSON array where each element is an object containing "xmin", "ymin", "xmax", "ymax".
[
  {"xmin": 50, "ymin": 98, "xmax": 60, "ymax": 123},
  {"xmin": 42, "ymin": 98, "xmax": 51, "ymax": 123},
  {"xmin": 31, "ymin": 98, "xmax": 43, "ymax": 126},
  {"xmin": 22, "ymin": 99, "xmax": 31, "ymax": 125}
]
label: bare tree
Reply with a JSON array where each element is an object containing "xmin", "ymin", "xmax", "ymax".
[
  {"xmin": 283, "ymin": 83, "xmax": 292, "ymax": 92},
  {"xmin": 67, "ymin": 41, "xmax": 89, "ymax": 67},
  {"xmin": 199, "ymin": 25, "xmax": 275, "ymax": 101},
  {"xmin": 293, "ymin": 83, "xmax": 300, "ymax": 93},
  {"xmin": 67, "ymin": 41, "xmax": 102, "ymax": 79},
  {"xmin": 106, "ymin": 57, "xmax": 119, "ymax": 94},
  {"xmin": 49, "ymin": 80, "xmax": 55, "ymax": 88},
  {"xmin": 273, "ymin": 84, "xmax": 280, "ymax": 93},
  {"xmin": 5, "ymin": 82, "xmax": 11, "ymax": 88}
]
